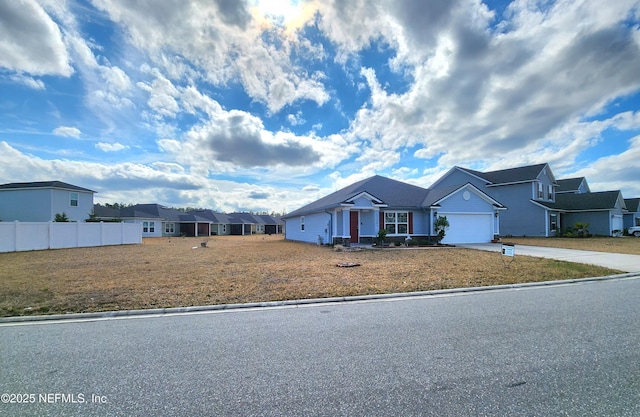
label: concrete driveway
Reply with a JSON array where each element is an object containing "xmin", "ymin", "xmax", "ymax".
[{"xmin": 459, "ymin": 243, "xmax": 640, "ymax": 273}]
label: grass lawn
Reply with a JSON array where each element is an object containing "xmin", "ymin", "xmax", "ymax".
[
  {"xmin": 503, "ymin": 236, "xmax": 640, "ymax": 255},
  {"xmin": 0, "ymin": 235, "xmax": 625, "ymax": 317}
]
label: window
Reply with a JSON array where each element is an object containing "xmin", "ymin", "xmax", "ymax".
[
  {"xmin": 636, "ymin": 218, "xmax": 640, "ymax": 227},
  {"xmin": 384, "ymin": 211, "xmax": 408, "ymax": 234},
  {"xmin": 70, "ymin": 192, "xmax": 79, "ymax": 207},
  {"xmin": 165, "ymin": 222, "xmax": 175, "ymax": 234},
  {"xmin": 300, "ymin": 216, "xmax": 305, "ymax": 231},
  {"xmin": 143, "ymin": 221, "xmax": 155, "ymax": 233},
  {"xmin": 537, "ymin": 183, "xmax": 544, "ymax": 199},
  {"xmin": 547, "ymin": 184, "xmax": 554, "ymax": 200},
  {"xmin": 550, "ymin": 214, "xmax": 557, "ymax": 231}
]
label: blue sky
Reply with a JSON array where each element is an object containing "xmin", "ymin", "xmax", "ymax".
[{"xmin": 1, "ymin": 0, "xmax": 639, "ymax": 214}]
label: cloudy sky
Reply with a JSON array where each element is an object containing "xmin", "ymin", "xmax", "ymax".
[{"xmin": 1, "ymin": 0, "xmax": 639, "ymax": 213}]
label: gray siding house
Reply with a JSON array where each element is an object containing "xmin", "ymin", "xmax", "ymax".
[
  {"xmin": 283, "ymin": 175, "xmax": 505, "ymax": 245},
  {"xmin": 540, "ymin": 191, "xmax": 627, "ymax": 236},
  {"xmin": 0, "ymin": 181, "xmax": 95, "ymax": 222},
  {"xmin": 624, "ymin": 198, "xmax": 640, "ymax": 230},
  {"xmin": 431, "ymin": 163, "xmax": 559, "ymax": 237}
]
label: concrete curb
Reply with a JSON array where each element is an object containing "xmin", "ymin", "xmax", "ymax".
[{"xmin": 2, "ymin": 272, "xmax": 639, "ymax": 324}]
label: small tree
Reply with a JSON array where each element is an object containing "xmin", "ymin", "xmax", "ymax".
[
  {"xmin": 434, "ymin": 216, "xmax": 450, "ymax": 245},
  {"xmin": 376, "ymin": 228, "xmax": 388, "ymax": 246},
  {"xmin": 54, "ymin": 212, "xmax": 69, "ymax": 222}
]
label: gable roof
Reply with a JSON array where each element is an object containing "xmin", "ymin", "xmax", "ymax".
[
  {"xmin": 422, "ymin": 183, "xmax": 507, "ymax": 208},
  {"xmin": 540, "ymin": 191, "xmax": 625, "ymax": 211},
  {"xmin": 556, "ymin": 177, "xmax": 589, "ymax": 194},
  {"xmin": 283, "ymin": 175, "xmax": 430, "ymax": 218},
  {"xmin": 0, "ymin": 180, "xmax": 95, "ymax": 193},
  {"xmin": 459, "ymin": 163, "xmax": 551, "ymax": 185},
  {"xmin": 624, "ymin": 198, "xmax": 640, "ymax": 212}
]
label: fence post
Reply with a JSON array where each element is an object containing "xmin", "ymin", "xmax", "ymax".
[
  {"xmin": 49, "ymin": 221, "xmax": 53, "ymax": 249},
  {"xmin": 14, "ymin": 221, "xmax": 19, "ymax": 252}
]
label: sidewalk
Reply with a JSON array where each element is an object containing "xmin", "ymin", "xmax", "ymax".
[{"xmin": 459, "ymin": 243, "xmax": 640, "ymax": 273}]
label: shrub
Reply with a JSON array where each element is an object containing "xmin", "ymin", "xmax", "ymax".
[
  {"xmin": 54, "ymin": 212, "xmax": 69, "ymax": 222},
  {"xmin": 434, "ymin": 216, "xmax": 450, "ymax": 244},
  {"xmin": 376, "ymin": 229, "xmax": 388, "ymax": 245}
]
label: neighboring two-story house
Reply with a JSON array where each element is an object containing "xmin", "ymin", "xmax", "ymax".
[
  {"xmin": 0, "ymin": 181, "xmax": 95, "ymax": 222},
  {"xmin": 431, "ymin": 163, "xmax": 559, "ymax": 237}
]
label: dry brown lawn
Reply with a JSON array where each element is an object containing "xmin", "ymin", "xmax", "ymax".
[
  {"xmin": 0, "ymin": 235, "xmax": 623, "ymax": 317},
  {"xmin": 503, "ymin": 236, "xmax": 640, "ymax": 255}
]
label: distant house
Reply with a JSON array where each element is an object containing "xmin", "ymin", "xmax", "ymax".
[
  {"xmin": 94, "ymin": 204, "xmax": 211, "ymax": 237},
  {"xmin": 623, "ymin": 198, "xmax": 640, "ymax": 230},
  {"xmin": 282, "ymin": 175, "xmax": 505, "ymax": 245},
  {"xmin": 93, "ymin": 204, "xmax": 283, "ymax": 237},
  {"xmin": 0, "ymin": 181, "xmax": 95, "ymax": 222}
]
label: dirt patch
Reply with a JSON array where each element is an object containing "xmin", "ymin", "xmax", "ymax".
[{"xmin": 0, "ymin": 235, "xmax": 621, "ymax": 316}]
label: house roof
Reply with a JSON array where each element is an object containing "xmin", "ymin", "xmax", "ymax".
[
  {"xmin": 624, "ymin": 198, "xmax": 640, "ymax": 212},
  {"xmin": 459, "ymin": 163, "xmax": 551, "ymax": 185},
  {"xmin": 283, "ymin": 175, "xmax": 430, "ymax": 218},
  {"xmin": 540, "ymin": 191, "xmax": 625, "ymax": 211},
  {"xmin": 94, "ymin": 204, "xmax": 282, "ymax": 225},
  {"xmin": 556, "ymin": 177, "xmax": 589, "ymax": 193},
  {"xmin": 422, "ymin": 183, "xmax": 506, "ymax": 208},
  {"xmin": 0, "ymin": 180, "xmax": 96, "ymax": 193}
]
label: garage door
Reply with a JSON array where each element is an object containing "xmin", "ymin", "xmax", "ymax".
[
  {"xmin": 612, "ymin": 215, "xmax": 623, "ymax": 235},
  {"xmin": 440, "ymin": 213, "xmax": 493, "ymax": 244}
]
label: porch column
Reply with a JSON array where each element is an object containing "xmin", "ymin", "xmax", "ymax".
[
  {"xmin": 373, "ymin": 208, "xmax": 380, "ymax": 235},
  {"xmin": 342, "ymin": 209, "xmax": 350, "ymax": 238}
]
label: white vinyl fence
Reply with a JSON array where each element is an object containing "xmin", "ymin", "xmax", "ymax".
[{"xmin": 0, "ymin": 221, "xmax": 142, "ymax": 253}]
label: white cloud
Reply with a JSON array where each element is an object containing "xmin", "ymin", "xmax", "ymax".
[
  {"xmin": 95, "ymin": 142, "xmax": 129, "ymax": 152},
  {"xmin": 53, "ymin": 126, "xmax": 82, "ymax": 138},
  {"xmin": 8, "ymin": 74, "xmax": 46, "ymax": 90},
  {"xmin": 0, "ymin": 0, "xmax": 73, "ymax": 76}
]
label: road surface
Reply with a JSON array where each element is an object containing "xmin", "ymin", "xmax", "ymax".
[{"xmin": 1, "ymin": 277, "xmax": 639, "ymax": 416}]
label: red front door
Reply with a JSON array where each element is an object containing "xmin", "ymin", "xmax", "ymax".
[{"xmin": 350, "ymin": 211, "xmax": 359, "ymax": 244}]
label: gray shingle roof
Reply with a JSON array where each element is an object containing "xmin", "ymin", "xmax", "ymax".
[
  {"xmin": 556, "ymin": 177, "xmax": 588, "ymax": 193},
  {"xmin": 460, "ymin": 163, "xmax": 549, "ymax": 185},
  {"xmin": 283, "ymin": 175, "xmax": 430, "ymax": 218},
  {"xmin": 0, "ymin": 180, "xmax": 95, "ymax": 193},
  {"xmin": 624, "ymin": 198, "xmax": 640, "ymax": 212},
  {"xmin": 540, "ymin": 191, "xmax": 624, "ymax": 211}
]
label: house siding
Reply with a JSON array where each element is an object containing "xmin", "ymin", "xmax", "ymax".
[
  {"xmin": 0, "ymin": 189, "xmax": 51, "ymax": 222},
  {"xmin": 0, "ymin": 188, "xmax": 93, "ymax": 222},
  {"xmin": 487, "ymin": 183, "xmax": 548, "ymax": 236},
  {"xmin": 562, "ymin": 212, "xmax": 609, "ymax": 236},
  {"xmin": 285, "ymin": 211, "xmax": 330, "ymax": 244}
]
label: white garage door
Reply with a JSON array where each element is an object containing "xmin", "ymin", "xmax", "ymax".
[
  {"xmin": 612, "ymin": 215, "xmax": 623, "ymax": 234},
  {"xmin": 440, "ymin": 213, "xmax": 493, "ymax": 244}
]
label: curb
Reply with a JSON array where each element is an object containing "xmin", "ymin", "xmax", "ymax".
[{"xmin": 2, "ymin": 272, "xmax": 639, "ymax": 324}]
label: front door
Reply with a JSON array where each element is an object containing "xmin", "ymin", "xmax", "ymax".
[{"xmin": 350, "ymin": 211, "xmax": 359, "ymax": 244}]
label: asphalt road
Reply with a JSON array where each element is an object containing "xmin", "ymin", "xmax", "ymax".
[{"xmin": 1, "ymin": 277, "xmax": 639, "ymax": 417}]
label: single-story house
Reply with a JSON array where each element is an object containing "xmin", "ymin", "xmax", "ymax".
[
  {"xmin": 282, "ymin": 175, "xmax": 506, "ymax": 245},
  {"xmin": 93, "ymin": 204, "xmax": 284, "ymax": 238},
  {"xmin": 0, "ymin": 180, "xmax": 95, "ymax": 222},
  {"xmin": 623, "ymin": 198, "xmax": 640, "ymax": 230},
  {"xmin": 94, "ymin": 204, "xmax": 212, "ymax": 237}
]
